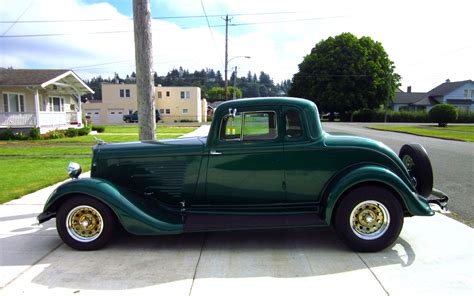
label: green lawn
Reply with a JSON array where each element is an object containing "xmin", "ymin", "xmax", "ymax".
[
  {"xmin": 100, "ymin": 125, "xmax": 197, "ymax": 134},
  {"xmin": 0, "ymin": 158, "xmax": 91, "ymax": 203},
  {"xmin": 368, "ymin": 125, "xmax": 474, "ymax": 142},
  {"xmin": 0, "ymin": 126, "xmax": 197, "ymax": 203},
  {"xmin": 0, "ymin": 145, "xmax": 92, "ymax": 156}
]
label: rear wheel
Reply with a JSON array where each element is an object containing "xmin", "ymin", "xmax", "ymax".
[
  {"xmin": 56, "ymin": 196, "xmax": 116, "ymax": 251},
  {"xmin": 333, "ymin": 185, "xmax": 404, "ymax": 252},
  {"xmin": 399, "ymin": 144, "xmax": 433, "ymax": 197}
]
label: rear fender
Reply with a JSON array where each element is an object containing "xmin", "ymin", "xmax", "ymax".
[
  {"xmin": 41, "ymin": 178, "xmax": 183, "ymax": 235},
  {"xmin": 323, "ymin": 165, "xmax": 434, "ymax": 224}
]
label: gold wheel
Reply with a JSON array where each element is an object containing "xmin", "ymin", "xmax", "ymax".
[
  {"xmin": 350, "ymin": 200, "xmax": 390, "ymax": 240},
  {"xmin": 66, "ymin": 205, "xmax": 103, "ymax": 243}
]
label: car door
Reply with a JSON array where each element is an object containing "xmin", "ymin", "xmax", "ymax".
[{"xmin": 205, "ymin": 106, "xmax": 285, "ymax": 205}]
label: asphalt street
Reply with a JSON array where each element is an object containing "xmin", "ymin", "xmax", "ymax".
[{"xmin": 322, "ymin": 122, "xmax": 474, "ymax": 227}]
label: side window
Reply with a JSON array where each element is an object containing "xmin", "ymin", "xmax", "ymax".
[
  {"xmin": 285, "ymin": 109, "xmax": 303, "ymax": 139},
  {"xmin": 243, "ymin": 112, "xmax": 278, "ymax": 141},
  {"xmin": 220, "ymin": 113, "xmax": 242, "ymax": 141}
]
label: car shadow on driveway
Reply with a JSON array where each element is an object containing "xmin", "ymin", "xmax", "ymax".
[{"xmin": 14, "ymin": 227, "xmax": 416, "ymax": 291}]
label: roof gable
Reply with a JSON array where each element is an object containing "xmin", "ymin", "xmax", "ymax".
[
  {"xmin": 427, "ymin": 80, "xmax": 473, "ymax": 97},
  {"xmin": 0, "ymin": 69, "xmax": 69, "ymax": 86},
  {"xmin": 393, "ymin": 91, "xmax": 427, "ymax": 104},
  {"xmin": 0, "ymin": 69, "xmax": 93, "ymax": 94}
]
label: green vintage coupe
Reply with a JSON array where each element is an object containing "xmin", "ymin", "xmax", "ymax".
[{"xmin": 37, "ymin": 97, "xmax": 448, "ymax": 251}]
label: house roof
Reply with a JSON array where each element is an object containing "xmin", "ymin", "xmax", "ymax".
[
  {"xmin": 0, "ymin": 69, "xmax": 69, "ymax": 86},
  {"xmin": 427, "ymin": 80, "xmax": 473, "ymax": 97},
  {"xmin": 0, "ymin": 69, "xmax": 93, "ymax": 94},
  {"xmin": 393, "ymin": 91, "xmax": 427, "ymax": 104}
]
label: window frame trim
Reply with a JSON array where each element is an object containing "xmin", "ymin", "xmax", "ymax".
[
  {"xmin": 3, "ymin": 92, "xmax": 26, "ymax": 113},
  {"xmin": 219, "ymin": 110, "xmax": 278, "ymax": 142}
]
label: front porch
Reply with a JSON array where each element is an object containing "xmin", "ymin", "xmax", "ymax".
[{"xmin": 0, "ymin": 111, "xmax": 82, "ymax": 133}]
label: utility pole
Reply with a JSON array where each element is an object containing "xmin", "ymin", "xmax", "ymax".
[
  {"xmin": 133, "ymin": 0, "xmax": 155, "ymax": 140},
  {"xmin": 233, "ymin": 66, "xmax": 238, "ymax": 100},
  {"xmin": 223, "ymin": 14, "xmax": 231, "ymax": 101}
]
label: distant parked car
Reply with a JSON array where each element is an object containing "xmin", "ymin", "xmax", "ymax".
[{"xmin": 123, "ymin": 110, "xmax": 161, "ymax": 123}]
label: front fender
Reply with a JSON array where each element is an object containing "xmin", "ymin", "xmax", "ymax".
[
  {"xmin": 323, "ymin": 165, "xmax": 434, "ymax": 224},
  {"xmin": 39, "ymin": 178, "xmax": 183, "ymax": 235}
]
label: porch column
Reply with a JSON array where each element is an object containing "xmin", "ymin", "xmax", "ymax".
[
  {"xmin": 77, "ymin": 91, "xmax": 83, "ymax": 127},
  {"xmin": 34, "ymin": 88, "xmax": 40, "ymax": 127}
]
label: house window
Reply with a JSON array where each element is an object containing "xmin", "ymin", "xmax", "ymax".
[
  {"xmin": 120, "ymin": 89, "xmax": 130, "ymax": 98},
  {"xmin": 464, "ymin": 89, "xmax": 469, "ymax": 98},
  {"xmin": 166, "ymin": 91, "xmax": 170, "ymax": 97},
  {"xmin": 180, "ymin": 91, "xmax": 191, "ymax": 99},
  {"xmin": 159, "ymin": 109, "xmax": 165, "ymax": 114},
  {"xmin": 157, "ymin": 91, "xmax": 162, "ymax": 99},
  {"xmin": 165, "ymin": 109, "xmax": 170, "ymax": 114},
  {"xmin": 182, "ymin": 108, "xmax": 189, "ymax": 114},
  {"xmin": 471, "ymin": 89, "xmax": 474, "ymax": 99},
  {"xmin": 3, "ymin": 93, "xmax": 25, "ymax": 112},
  {"xmin": 49, "ymin": 97, "xmax": 64, "ymax": 112}
]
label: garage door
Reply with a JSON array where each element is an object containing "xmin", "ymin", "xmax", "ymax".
[
  {"xmin": 107, "ymin": 109, "xmax": 125, "ymax": 124},
  {"xmin": 85, "ymin": 109, "xmax": 101, "ymax": 124}
]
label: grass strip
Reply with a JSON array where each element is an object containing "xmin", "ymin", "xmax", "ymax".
[{"xmin": 368, "ymin": 125, "xmax": 474, "ymax": 142}]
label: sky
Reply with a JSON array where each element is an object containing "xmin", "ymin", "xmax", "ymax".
[{"xmin": 0, "ymin": 0, "xmax": 473, "ymax": 92}]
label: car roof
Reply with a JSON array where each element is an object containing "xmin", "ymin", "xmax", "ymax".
[{"xmin": 215, "ymin": 97, "xmax": 316, "ymax": 111}]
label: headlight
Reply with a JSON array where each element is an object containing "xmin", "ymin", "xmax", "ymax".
[{"xmin": 68, "ymin": 162, "xmax": 82, "ymax": 179}]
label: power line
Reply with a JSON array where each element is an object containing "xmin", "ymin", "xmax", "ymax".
[
  {"xmin": 200, "ymin": 0, "xmax": 224, "ymax": 68},
  {"xmin": 0, "ymin": 15, "xmax": 345, "ymax": 38},
  {"xmin": 1, "ymin": 0, "xmax": 35, "ymax": 36},
  {"xmin": 0, "ymin": 11, "xmax": 300, "ymax": 24}
]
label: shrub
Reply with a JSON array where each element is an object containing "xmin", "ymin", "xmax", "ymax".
[
  {"xmin": 91, "ymin": 125, "xmax": 106, "ymax": 133},
  {"xmin": 28, "ymin": 128, "xmax": 41, "ymax": 140},
  {"xmin": 44, "ymin": 129, "xmax": 65, "ymax": 139},
  {"xmin": 429, "ymin": 104, "xmax": 458, "ymax": 127},
  {"xmin": 77, "ymin": 126, "xmax": 91, "ymax": 136},
  {"xmin": 64, "ymin": 128, "xmax": 79, "ymax": 137},
  {"xmin": 352, "ymin": 108, "xmax": 383, "ymax": 122},
  {"xmin": 456, "ymin": 111, "xmax": 474, "ymax": 123},
  {"xmin": 179, "ymin": 119, "xmax": 197, "ymax": 123},
  {"xmin": 0, "ymin": 129, "xmax": 15, "ymax": 140}
]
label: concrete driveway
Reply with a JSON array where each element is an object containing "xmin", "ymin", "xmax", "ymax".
[
  {"xmin": 1, "ymin": 176, "xmax": 473, "ymax": 295},
  {"xmin": 1, "ymin": 125, "xmax": 472, "ymax": 295}
]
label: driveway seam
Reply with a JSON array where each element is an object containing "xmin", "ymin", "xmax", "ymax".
[
  {"xmin": 188, "ymin": 234, "xmax": 207, "ymax": 296},
  {"xmin": 2, "ymin": 242, "xmax": 63, "ymax": 289},
  {"xmin": 356, "ymin": 252, "xmax": 389, "ymax": 295}
]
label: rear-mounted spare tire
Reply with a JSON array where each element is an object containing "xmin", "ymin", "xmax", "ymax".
[{"xmin": 399, "ymin": 143, "xmax": 433, "ymax": 197}]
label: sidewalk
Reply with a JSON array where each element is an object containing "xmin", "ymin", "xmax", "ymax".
[{"xmin": 0, "ymin": 126, "xmax": 472, "ymax": 295}]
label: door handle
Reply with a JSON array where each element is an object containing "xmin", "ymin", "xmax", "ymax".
[{"xmin": 210, "ymin": 150, "xmax": 223, "ymax": 155}]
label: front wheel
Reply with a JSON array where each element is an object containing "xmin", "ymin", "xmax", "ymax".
[
  {"xmin": 56, "ymin": 196, "xmax": 116, "ymax": 251},
  {"xmin": 333, "ymin": 185, "xmax": 404, "ymax": 252}
]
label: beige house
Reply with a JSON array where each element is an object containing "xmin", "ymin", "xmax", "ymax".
[
  {"xmin": 0, "ymin": 69, "xmax": 93, "ymax": 134},
  {"xmin": 85, "ymin": 83, "xmax": 207, "ymax": 124}
]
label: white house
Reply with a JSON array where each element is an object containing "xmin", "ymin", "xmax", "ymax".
[
  {"xmin": 0, "ymin": 69, "xmax": 93, "ymax": 134},
  {"xmin": 393, "ymin": 80, "xmax": 474, "ymax": 112}
]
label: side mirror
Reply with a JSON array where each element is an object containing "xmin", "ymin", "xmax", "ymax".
[{"xmin": 68, "ymin": 162, "xmax": 82, "ymax": 179}]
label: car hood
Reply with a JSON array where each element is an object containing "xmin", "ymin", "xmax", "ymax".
[{"xmin": 93, "ymin": 136, "xmax": 207, "ymax": 158}]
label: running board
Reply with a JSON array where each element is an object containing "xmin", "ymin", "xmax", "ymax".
[{"xmin": 184, "ymin": 213, "xmax": 326, "ymax": 232}]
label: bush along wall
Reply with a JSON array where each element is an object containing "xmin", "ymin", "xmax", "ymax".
[
  {"xmin": 0, "ymin": 127, "xmax": 92, "ymax": 141},
  {"xmin": 349, "ymin": 109, "xmax": 474, "ymax": 123}
]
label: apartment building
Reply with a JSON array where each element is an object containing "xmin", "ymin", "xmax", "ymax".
[{"xmin": 84, "ymin": 83, "xmax": 207, "ymax": 124}]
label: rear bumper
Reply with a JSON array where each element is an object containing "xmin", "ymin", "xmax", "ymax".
[{"xmin": 419, "ymin": 188, "xmax": 449, "ymax": 213}]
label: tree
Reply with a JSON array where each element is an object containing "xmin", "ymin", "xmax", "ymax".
[
  {"xmin": 288, "ymin": 33, "xmax": 400, "ymax": 119},
  {"xmin": 207, "ymin": 86, "xmax": 242, "ymax": 101}
]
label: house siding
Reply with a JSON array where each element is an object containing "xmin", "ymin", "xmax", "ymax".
[
  {"xmin": 442, "ymin": 81, "xmax": 474, "ymax": 111},
  {"xmin": 85, "ymin": 84, "xmax": 205, "ymax": 124}
]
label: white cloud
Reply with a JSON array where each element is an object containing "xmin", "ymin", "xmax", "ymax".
[{"xmin": 1, "ymin": 0, "xmax": 473, "ymax": 90}]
